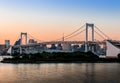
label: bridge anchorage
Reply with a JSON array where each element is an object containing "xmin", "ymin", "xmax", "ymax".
[{"xmin": 7, "ymin": 23, "xmax": 120, "ymax": 58}]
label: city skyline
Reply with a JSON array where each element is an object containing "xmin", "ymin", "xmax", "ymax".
[{"xmin": 0, "ymin": 0, "xmax": 120, "ymax": 45}]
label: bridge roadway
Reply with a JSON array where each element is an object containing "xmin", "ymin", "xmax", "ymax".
[{"xmin": 13, "ymin": 41, "xmax": 106, "ymax": 48}]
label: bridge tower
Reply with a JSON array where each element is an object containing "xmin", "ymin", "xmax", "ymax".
[
  {"xmin": 20, "ymin": 32, "xmax": 27, "ymax": 45},
  {"xmin": 20, "ymin": 32, "xmax": 27, "ymax": 54},
  {"xmin": 85, "ymin": 23, "xmax": 94, "ymax": 52}
]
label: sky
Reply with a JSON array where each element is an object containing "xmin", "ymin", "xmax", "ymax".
[{"xmin": 0, "ymin": 0, "xmax": 120, "ymax": 45}]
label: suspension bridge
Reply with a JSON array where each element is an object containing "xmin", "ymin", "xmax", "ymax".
[{"xmin": 8, "ymin": 23, "xmax": 120, "ymax": 57}]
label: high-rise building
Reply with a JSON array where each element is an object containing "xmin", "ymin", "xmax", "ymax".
[{"xmin": 5, "ymin": 40, "xmax": 10, "ymax": 48}]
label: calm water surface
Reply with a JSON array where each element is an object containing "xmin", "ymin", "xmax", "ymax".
[{"xmin": 0, "ymin": 57, "xmax": 120, "ymax": 83}]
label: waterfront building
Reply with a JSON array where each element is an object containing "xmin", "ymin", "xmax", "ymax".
[{"xmin": 28, "ymin": 39, "xmax": 37, "ymax": 44}]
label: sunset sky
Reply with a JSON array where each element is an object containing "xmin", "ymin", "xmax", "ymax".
[{"xmin": 0, "ymin": 0, "xmax": 120, "ymax": 45}]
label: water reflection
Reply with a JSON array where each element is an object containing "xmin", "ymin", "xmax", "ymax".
[
  {"xmin": 83, "ymin": 63, "xmax": 95, "ymax": 83},
  {"xmin": 0, "ymin": 63, "xmax": 120, "ymax": 83}
]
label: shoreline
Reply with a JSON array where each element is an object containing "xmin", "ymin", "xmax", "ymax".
[
  {"xmin": 1, "ymin": 52, "xmax": 120, "ymax": 63},
  {"xmin": 1, "ymin": 58, "xmax": 120, "ymax": 63}
]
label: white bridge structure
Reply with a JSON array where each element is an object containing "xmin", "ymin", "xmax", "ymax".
[
  {"xmin": 8, "ymin": 23, "xmax": 120, "ymax": 58},
  {"xmin": 106, "ymin": 40, "xmax": 120, "ymax": 58}
]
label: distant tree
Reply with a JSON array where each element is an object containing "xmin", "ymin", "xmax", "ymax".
[{"xmin": 12, "ymin": 52, "xmax": 20, "ymax": 59}]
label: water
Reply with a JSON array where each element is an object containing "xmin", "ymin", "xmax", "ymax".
[{"xmin": 0, "ymin": 57, "xmax": 120, "ymax": 83}]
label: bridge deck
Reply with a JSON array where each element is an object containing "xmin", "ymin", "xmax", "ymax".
[{"xmin": 13, "ymin": 41, "xmax": 106, "ymax": 48}]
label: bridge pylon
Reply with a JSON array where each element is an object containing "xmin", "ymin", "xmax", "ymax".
[
  {"xmin": 85, "ymin": 23, "xmax": 94, "ymax": 52},
  {"xmin": 20, "ymin": 32, "xmax": 27, "ymax": 54}
]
